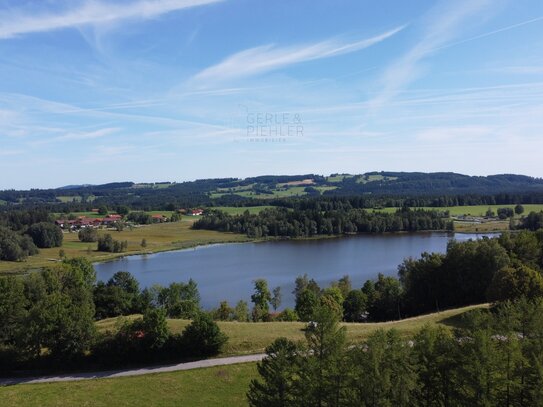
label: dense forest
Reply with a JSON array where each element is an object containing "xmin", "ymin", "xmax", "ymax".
[
  {"xmin": 192, "ymin": 207, "xmax": 453, "ymax": 237},
  {"xmin": 248, "ymin": 300, "xmax": 543, "ymax": 407}
]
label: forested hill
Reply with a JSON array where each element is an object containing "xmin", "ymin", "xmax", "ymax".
[
  {"xmin": 1, "ymin": 172, "xmax": 543, "ymax": 209},
  {"xmin": 333, "ymin": 172, "xmax": 543, "ymax": 195}
]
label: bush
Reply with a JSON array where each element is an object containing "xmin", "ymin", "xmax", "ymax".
[
  {"xmin": 181, "ymin": 313, "xmax": 228, "ymax": 356},
  {"xmin": 127, "ymin": 211, "xmax": 153, "ymax": 225},
  {"xmin": 0, "ymin": 226, "xmax": 38, "ymax": 261},
  {"xmin": 276, "ymin": 308, "xmax": 298, "ymax": 321},
  {"xmin": 97, "ymin": 234, "xmax": 127, "ymax": 253},
  {"xmin": 487, "ymin": 265, "xmax": 543, "ymax": 302},
  {"xmin": 27, "ymin": 222, "xmax": 63, "ymax": 248},
  {"xmin": 497, "ymin": 207, "xmax": 514, "ymax": 220},
  {"xmin": 78, "ymin": 227, "xmax": 98, "ymax": 242}
]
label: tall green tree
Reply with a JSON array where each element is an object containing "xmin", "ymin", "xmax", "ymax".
[
  {"xmin": 295, "ymin": 288, "xmax": 319, "ymax": 322},
  {"xmin": 487, "ymin": 265, "xmax": 543, "ymax": 302},
  {"xmin": 412, "ymin": 325, "xmax": 460, "ymax": 406},
  {"xmin": 271, "ymin": 286, "xmax": 282, "ymax": 311},
  {"xmin": 27, "ymin": 222, "xmax": 63, "ymax": 248},
  {"xmin": 141, "ymin": 307, "xmax": 169, "ymax": 350},
  {"xmin": 251, "ymin": 279, "xmax": 272, "ymax": 321},
  {"xmin": 349, "ymin": 329, "xmax": 416, "ymax": 407},
  {"xmin": 298, "ymin": 305, "xmax": 348, "ymax": 406},
  {"xmin": 21, "ymin": 261, "xmax": 96, "ymax": 359},
  {"xmin": 247, "ymin": 338, "xmax": 300, "ymax": 407},
  {"xmin": 0, "ymin": 276, "xmax": 27, "ymax": 345},
  {"xmin": 342, "ymin": 289, "xmax": 368, "ymax": 322}
]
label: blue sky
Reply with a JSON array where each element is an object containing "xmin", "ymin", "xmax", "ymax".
[{"xmin": 1, "ymin": 0, "xmax": 542, "ymax": 189}]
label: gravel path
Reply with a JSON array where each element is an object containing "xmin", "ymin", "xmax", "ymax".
[{"xmin": 0, "ymin": 354, "xmax": 266, "ymax": 386}]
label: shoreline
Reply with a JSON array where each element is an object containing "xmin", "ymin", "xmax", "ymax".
[
  {"xmin": 0, "ymin": 228, "xmax": 504, "ymax": 275},
  {"xmin": 91, "ymin": 229, "xmax": 502, "ymax": 267}
]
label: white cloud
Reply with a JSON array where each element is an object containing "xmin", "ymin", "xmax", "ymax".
[
  {"xmin": 193, "ymin": 26, "xmax": 405, "ymax": 83},
  {"xmin": 0, "ymin": 0, "xmax": 223, "ymax": 39},
  {"xmin": 53, "ymin": 127, "xmax": 120, "ymax": 142}
]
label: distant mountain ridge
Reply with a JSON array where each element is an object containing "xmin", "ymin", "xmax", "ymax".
[
  {"xmin": 50, "ymin": 172, "xmax": 543, "ymax": 192},
  {"xmin": 1, "ymin": 172, "xmax": 543, "ymax": 208}
]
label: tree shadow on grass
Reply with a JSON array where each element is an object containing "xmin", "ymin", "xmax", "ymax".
[{"xmin": 439, "ymin": 307, "xmax": 492, "ymax": 330}]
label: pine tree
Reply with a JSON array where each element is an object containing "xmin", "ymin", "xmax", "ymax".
[{"xmin": 247, "ymin": 338, "xmax": 300, "ymax": 407}]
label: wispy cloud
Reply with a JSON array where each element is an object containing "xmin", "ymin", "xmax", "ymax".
[
  {"xmin": 416, "ymin": 125, "xmax": 492, "ymax": 142},
  {"xmin": 0, "ymin": 149, "xmax": 23, "ymax": 157},
  {"xmin": 370, "ymin": 0, "xmax": 493, "ymax": 110},
  {"xmin": 193, "ymin": 26, "xmax": 405, "ymax": 83},
  {"xmin": 0, "ymin": 0, "xmax": 223, "ymax": 39},
  {"xmin": 32, "ymin": 127, "xmax": 120, "ymax": 146},
  {"xmin": 499, "ymin": 66, "xmax": 543, "ymax": 75}
]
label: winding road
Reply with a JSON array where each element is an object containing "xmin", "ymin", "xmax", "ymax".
[{"xmin": 0, "ymin": 353, "xmax": 265, "ymax": 386}]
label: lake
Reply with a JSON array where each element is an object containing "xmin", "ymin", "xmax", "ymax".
[{"xmin": 94, "ymin": 232, "xmax": 496, "ymax": 309}]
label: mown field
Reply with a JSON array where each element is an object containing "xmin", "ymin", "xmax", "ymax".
[
  {"xmin": 373, "ymin": 204, "xmax": 543, "ymax": 233},
  {"xmin": 0, "ymin": 305, "xmax": 486, "ymax": 407},
  {"xmin": 213, "ymin": 206, "xmax": 275, "ymax": 215},
  {"xmin": 97, "ymin": 304, "xmax": 486, "ymax": 356},
  {"xmin": 0, "ymin": 219, "xmax": 251, "ymax": 274},
  {"xmin": 0, "ymin": 363, "xmax": 257, "ymax": 407},
  {"xmin": 374, "ymin": 204, "xmax": 543, "ymax": 217},
  {"xmin": 210, "ymin": 186, "xmax": 308, "ymax": 199}
]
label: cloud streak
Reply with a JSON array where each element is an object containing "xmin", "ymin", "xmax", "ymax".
[
  {"xmin": 193, "ymin": 26, "xmax": 405, "ymax": 83},
  {"xmin": 370, "ymin": 0, "xmax": 492, "ymax": 110},
  {"xmin": 0, "ymin": 0, "xmax": 223, "ymax": 39}
]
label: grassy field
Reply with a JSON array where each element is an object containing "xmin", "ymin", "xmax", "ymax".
[
  {"xmin": 370, "ymin": 204, "xmax": 543, "ymax": 233},
  {"xmin": 98, "ymin": 304, "xmax": 486, "ymax": 356},
  {"xmin": 314, "ymin": 186, "xmax": 338, "ymax": 193},
  {"xmin": 216, "ymin": 184, "xmax": 255, "ymax": 193},
  {"xmin": 0, "ymin": 219, "xmax": 250, "ymax": 274},
  {"xmin": 374, "ymin": 204, "xmax": 543, "ymax": 217},
  {"xmin": 444, "ymin": 204, "xmax": 543, "ymax": 217},
  {"xmin": 453, "ymin": 220, "xmax": 511, "ymax": 233},
  {"xmin": 326, "ymin": 174, "xmax": 353, "ymax": 182},
  {"xmin": 356, "ymin": 174, "xmax": 398, "ymax": 184},
  {"xmin": 211, "ymin": 186, "xmax": 308, "ymax": 199},
  {"xmin": 132, "ymin": 183, "xmax": 175, "ymax": 189},
  {"xmin": 0, "ymin": 363, "xmax": 257, "ymax": 407},
  {"xmin": 1, "ymin": 305, "xmax": 486, "ymax": 407},
  {"xmin": 212, "ymin": 206, "xmax": 275, "ymax": 215}
]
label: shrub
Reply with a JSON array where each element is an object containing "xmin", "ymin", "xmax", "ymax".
[
  {"xmin": 0, "ymin": 226, "xmax": 38, "ymax": 261},
  {"xmin": 276, "ymin": 308, "xmax": 298, "ymax": 321},
  {"xmin": 27, "ymin": 222, "xmax": 63, "ymax": 248},
  {"xmin": 78, "ymin": 227, "xmax": 98, "ymax": 242},
  {"xmin": 181, "ymin": 313, "xmax": 228, "ymax": 356},
  {"xmin": 97, "ymin": 234, "xmax": 127, "ymax": 253}
]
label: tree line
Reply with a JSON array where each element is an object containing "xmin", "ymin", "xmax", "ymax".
[
  {"xmin": 0, "ymin": 208, "xmax": 62, "ymax": 261},
  {"xmin": 3, "ymin": 172, "xmax": 543, "ymax": 214},
  {"xmin": 193, "ymin": 207, "xmax": 453, "ymax": 238},
  {"xmin": 239, "ymin": 230, "xmax": 543, "ymax": 324},
  {"xmin": 0, "ymin": 259, "xmax": 227, "ymax": 373},
  {"xmin": 248, "ymin": 299, "xmax": 543, "ymax": 407}
]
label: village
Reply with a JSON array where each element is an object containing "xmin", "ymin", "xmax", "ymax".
[{"xmin": 55, "ymin": 208, "xmax": 204, "ymax": 230}]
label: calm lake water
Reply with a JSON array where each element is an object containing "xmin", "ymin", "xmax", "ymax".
[{"xmin": 95, "ymin": 232, "xmax": 497, "ymax": 309}]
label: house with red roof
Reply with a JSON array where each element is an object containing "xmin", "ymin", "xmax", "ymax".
[{"xmin": 151, "ymin": 214, "xmax": 168, "ymax": 222}]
